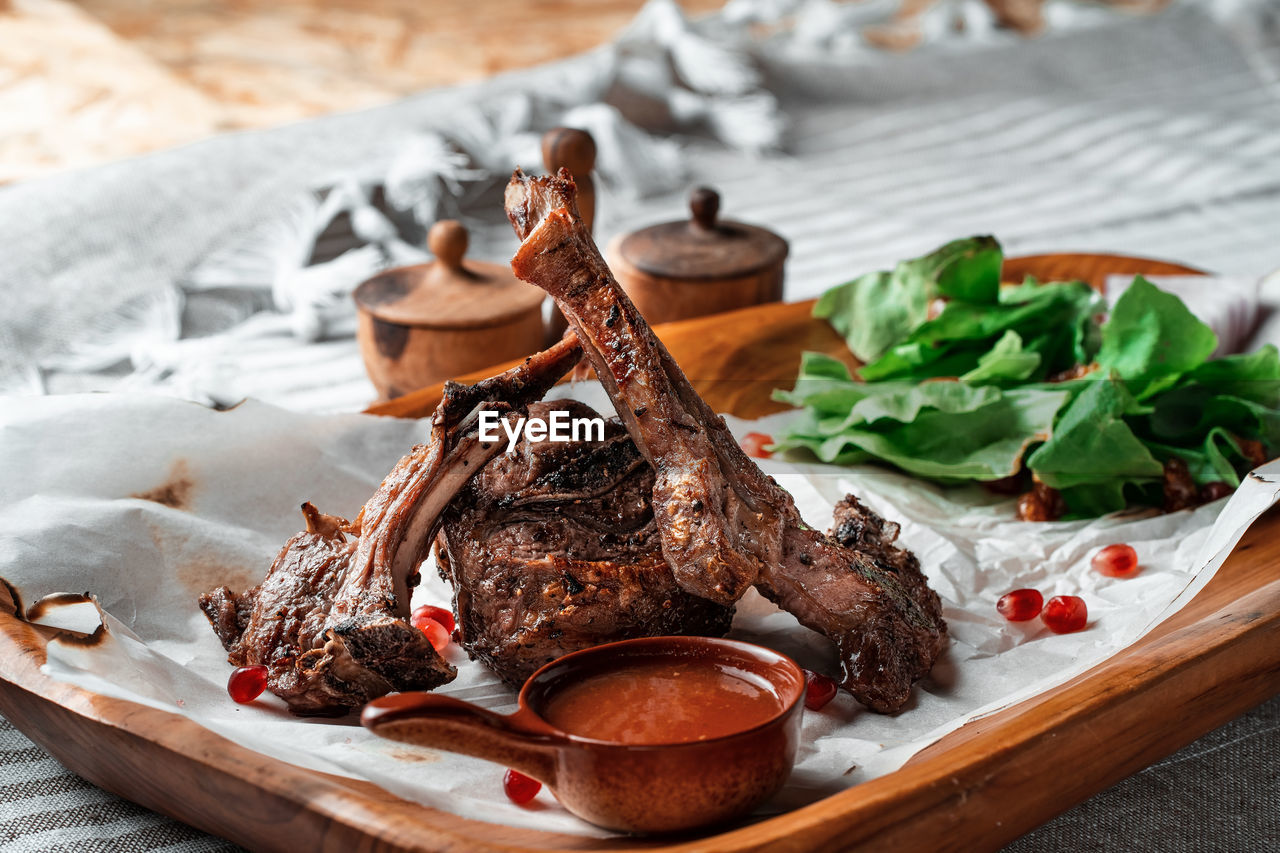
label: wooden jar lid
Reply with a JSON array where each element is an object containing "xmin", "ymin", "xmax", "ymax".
[
  {"xmin": 617, "ymin": 187, "xmax": 788, "ymax": 282},
  {"xmin": 354, "ymin": 220, "xmax": 544, "ymax": 330}
]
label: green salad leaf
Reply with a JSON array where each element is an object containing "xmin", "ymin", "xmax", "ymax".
[
  {"xmin": 778, "ymin": 237, "xmax": 1279, "ymax": 518},
  {"xmin": 857, "ymin": 270, "xmax": 1103, "ymax": 384},
  {"xmin": 959, "ymin": 331, "xmax": 1042, "ymax": 383},
  {"xmin": 813, "ymin": 236, "xmax": 1002, "ymax": 363},
  {"xmin": 773, "ymin": 353, "xmax": 1070, "ymax": 481},
  {"xmin": 1024, "ymin": 375, "xmax": 1162, "ymax": 490},
  {"xmin": 1096, "ymin": 276, "xmax": 1218, "ymax": 398}
]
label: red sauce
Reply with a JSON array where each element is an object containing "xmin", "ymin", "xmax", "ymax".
[{"xmin": 542, "ymin": 658, "xmax": 783, "ymax": 744}]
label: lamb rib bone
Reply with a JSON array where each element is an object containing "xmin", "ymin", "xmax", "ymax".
[
  {"xmin": 504, "ymin": 169, "xmax": 947, "ymax": 712},
  {"xmin": 199, "ymin": 335, "xmax": 582, "ymax": 716},
  {"xmin": 505, "ymin": 172, "xmax": 776, "ymax": 606}
]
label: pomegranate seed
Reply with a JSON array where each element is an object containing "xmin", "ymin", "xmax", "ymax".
[
  {"xmin": 740, "ymin": 432, "xmax": 773, "ymax": 459},
  {"xmin": 1199, "ymin": 481, "xmax": 1233, "ymax": 503},
  {"xmin": 996, "ymin": 588, "xmax": 1043, "ymax": 622},
  {"xmin": 412, "ymin": 604, "xmax": 456, "ymax": 634},
  {"xmin": 227, "ymin": 665, "xmax": 268, "ymax": 704},
  {"xmin": 1092, "ymin": 544, "xmax": 1139, "ymax": 578},
  {"xmin": 503, "ymin": 769, "xmax": 541, "ymax": 805},
  {"xmin": 803, "ymin": 669, "xmax": 838, "ymax": 711},
  {"xmin": 412, "ymin": 615, "xmax": 450, "ymax": 652},
  {"xmin": 1042, "ymin": 595, "xmax": 1088, "ymax": 634}
]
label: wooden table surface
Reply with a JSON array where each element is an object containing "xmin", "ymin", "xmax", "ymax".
[{"xmin": 0, "ymin": 0, "xmax": 720, "ymax": 184}]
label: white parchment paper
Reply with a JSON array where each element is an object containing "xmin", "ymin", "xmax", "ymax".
[{"xmin": 1, "ymin": 390, "xmax": 1277, "ymax": 836}]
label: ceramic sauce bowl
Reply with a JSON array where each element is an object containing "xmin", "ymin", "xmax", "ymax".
[{"xmin": 361, "ymin": 636, "xmax": 806, "ymax": 834}]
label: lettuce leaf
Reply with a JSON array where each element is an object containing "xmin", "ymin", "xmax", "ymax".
[
  {"xmin": 813, "ymin": 236, "xmax": 1002, "ymax": 362},
  {"xmin": 773, "ymin": 355, "xmax": 1069, "ymax": 480},
  {"xmin": 788, "ymin": 239, "xmax": 1279, "ymax": 518},
  {"xmin": 1096, "ymin": 275, "xmax": 1218, "ymax": 398},
  {"xmin": 1025, "ymin": 375, "xmax": 1163, "ymax": 491}
]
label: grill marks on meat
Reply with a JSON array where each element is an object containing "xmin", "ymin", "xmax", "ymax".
[
  {"xmin": 437, "ymin": 399, "xmax": 734, "ymax": 685},
  {"xmin": 766, "ymin": 496, "xmax": 947, "ymax": 712},
  {"xmin": 504, "ymin": 174, "xmax": 777, "ymax": 606},
  {"xmin": 199, "ymin": 336, "xmax": 582, "ymax": 715},
  {"xmin": 504, "ymin": 170, "xmax": 947, "ymax": 712}
]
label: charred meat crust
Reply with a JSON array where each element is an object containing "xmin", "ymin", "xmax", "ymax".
[
  {"xmin": 506, "ymin": 168, "xmax": 779, "ymax": 606},
  {"xmin": 437, "ymin": 399, "xmax": 735, "ymax": 686},
  {"xmin": 198, "ymin": 338, "xmax": 582, "ymax": 716}
]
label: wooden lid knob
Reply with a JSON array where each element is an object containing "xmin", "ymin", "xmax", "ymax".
[
  {"xmin": 542, "ymin": 127, "xmax": 597, "ymax": 176},
  {"xmin": 689, "ymin": 187, "xmax": 720, "ymax": 231},
  {"xmin": 428, "ymin": 220, "xmax": 468, "ymax": 270}
]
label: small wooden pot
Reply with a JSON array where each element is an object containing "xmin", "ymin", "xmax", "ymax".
[
  {"xmin": 354, "ymin": 220, "xmax": 545, "ymax": 400},
  {"xmin": 607, "ymin": 187, "xmax": 788, "ymax": 325}
]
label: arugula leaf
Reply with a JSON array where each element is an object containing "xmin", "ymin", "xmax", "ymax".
[
  {"xmin": 858, "ymin": 279, "xmax": 1102, "ymax": 382},
  {"xmin": 1096, "ymin": 276, "xmax": 1218, "ymax": 398},
  {"xmin": 1025, "ymin": 375, "xmax": 1163, "ymax": 490},
  {"xmin": 791, "ymin": 239, "xmax": 1278, "ymax": 518},
  {"xmin": 1143, "ymin": 386, "xmax": 1280, "ymax": 445},
  {"xmin": 1186, "ymin": 345, "xmax": 1280, "ymax": 405},
  {"xmin": 925, "ymin": 235, "xmax": 1003, "ymax": 302},
  {"xmin": 1144, "ymin": 427, "xmax": 1254, "ymax": 488},
  {"xmin": 813, "ymin": 236, "xmax": 1002, "ymax": 362},
  {"xmin": 1057, "ymin": 481, "xmax": 1145, "ymax": 517},
  {"xmin": 960, "ymin": 330, "xmax": 1041, "ymax": 383},
  {"xmin": 1132, "ymin": 345, "xmax": 1280, "ymax": 467}
]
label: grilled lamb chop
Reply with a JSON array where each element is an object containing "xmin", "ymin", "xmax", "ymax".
[
  {"xmin": 199, "ymin": 336, "xmax": 582, "ymax": 715},
  {"xmin": 506, "ymin": 176, "xmax": 777, "ymax": 607},
  {"xmin": 436, "ymin": 398, "xmax": 735, "ymax": 685},
  {"xmin": 505, "ymin": 170, "xmax": 947, "ymax": 712}
]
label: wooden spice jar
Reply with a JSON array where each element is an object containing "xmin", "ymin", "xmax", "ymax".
[
  {"xmin": 607, "ymin": 187, "xmax": 788, "ymax": 325},
  {"xmin": 354, "ymin": 220, "xmax": 545, "ymax": 400}
]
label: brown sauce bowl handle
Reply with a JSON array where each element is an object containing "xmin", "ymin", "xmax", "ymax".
[{"xmin": 361, "ymin": 693, "xmax": 561, "ymax": 784}]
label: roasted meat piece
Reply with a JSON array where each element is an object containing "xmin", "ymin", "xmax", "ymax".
[
  {"xmin": 506, "ymin": 174, "xmax": 779, "ymax": 606},
  {"xmin": 199, "ymin": 336, "xmax": 582, "ymax": 715},
  {"xmin": 437, "ymin": 399, "xmax": 735, "ymax": 686},
  {"xmin": 505, "ymin": 170, "xmax": 947, "ymax": 712}
]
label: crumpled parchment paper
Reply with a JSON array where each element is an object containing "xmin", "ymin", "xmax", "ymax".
[{"xmin": 1, "ymin": 388, "xmax": 1277, "ymax": 836}]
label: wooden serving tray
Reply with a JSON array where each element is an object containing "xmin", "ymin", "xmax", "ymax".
[{"xmin": 4, "ymin": 254, "xmax": 1279, "ymax": 852}]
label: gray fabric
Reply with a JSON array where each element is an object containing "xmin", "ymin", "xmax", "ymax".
[
  {"xmin": 7, "ymin": 2, "xmax": 1280, "ymax": 411},
  {"xmin": 0, "ymin": 58, "xmax": 585, "ymax": 391},
  {"xmin": 1010, "ymin": 693, "xmax": 1280, "ymax": 852},
  {"xmin": 0, "ymin": 717, "xmax": 241, "ymax": 852}
]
